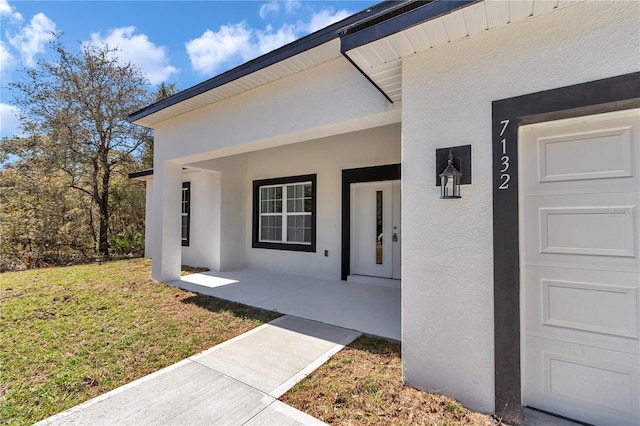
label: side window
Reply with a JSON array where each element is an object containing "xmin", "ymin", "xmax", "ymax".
[
  {"xmin": 181, "ymin": 182, "xmax": 190, "ymax": 246},
  {"xmin": 252, "ymin": 174, "xmax": 316, "ymax": 252}
]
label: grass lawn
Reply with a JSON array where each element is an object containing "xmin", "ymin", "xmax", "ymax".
[
  {"xmin": 281, "ymin": 336, "xmax": 495, "ymax": 425},
  {"xmin": 3, "ymin": 258, "xmax": 495, "ymax": 426},
  {"xmin": 0, "ymin": 258, "xmax": 280, "ymax": 425}
]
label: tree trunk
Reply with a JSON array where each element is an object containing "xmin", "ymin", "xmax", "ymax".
[{"xmin": 98, "ymin": 167, "xmax": 110, "ymax": 257}]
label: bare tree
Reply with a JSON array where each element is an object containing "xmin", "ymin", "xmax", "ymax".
[{"xmin": 9, "ymin": 40, "xmax": 152, "ymax": 257}]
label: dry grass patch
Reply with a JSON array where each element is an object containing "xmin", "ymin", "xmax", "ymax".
[
  {"xmin": 0, "ymin": 258, "xmax": 280, "ymax": 425},
  {"xmin": 281, "ymin": 336, "xmax": 495, "ymax": 425}
]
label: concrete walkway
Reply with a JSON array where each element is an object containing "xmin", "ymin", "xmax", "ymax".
[
  {"xmin": 37, "ymin": 316, "xmax": 360, "ymax": 425},
  {"xmin": 36, "ymin": 271, "xmax": 577, "ymax": 426}
]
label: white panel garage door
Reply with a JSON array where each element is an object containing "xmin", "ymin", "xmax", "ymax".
[{"xmin": 520, "ymin": 109, "xmax": 640, "ymax": 425}]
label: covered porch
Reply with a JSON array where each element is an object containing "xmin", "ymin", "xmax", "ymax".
[{"xmin": 174, "ymin": 268, "xmax": 401, "ymax": 341}]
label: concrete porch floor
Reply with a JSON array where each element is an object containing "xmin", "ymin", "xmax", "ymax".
[{"xmin": 174, "ymin": 269, "xmax": 401, "ymax": 341}]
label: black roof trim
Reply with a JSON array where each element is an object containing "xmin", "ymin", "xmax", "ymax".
[
  {"xmin": 341, "ymin": 52, "xmax": 393, "ymax": 103},
  {"xmin": 337, "ymin": 0, "xmax": 431, "ymax": 36},
  {"xmin": 128, "ymin": 169, "xmax": 153, "ymax": 179},
  {"xmin": 128, "ymin": 1, "xmax": 406, "ymax": 123},
  {"xmin": 340, "ymin": 0, "xmax": 477, "ymax": 53}
]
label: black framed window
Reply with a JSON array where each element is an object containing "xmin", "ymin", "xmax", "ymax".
[
  {"xmin": 181, "ymin": 182, "xmax": 190, "ymax": 246},
  {"xmin": 252, "ymin": 174, "xmax": 316, "ymax": 252}
]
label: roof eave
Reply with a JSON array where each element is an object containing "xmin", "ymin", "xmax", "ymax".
[
  {"xmin": 128, "ymin": 0, "xmax": 409, "ymax": 125},
  {"xmin": 340, "ymin": 0, "xmax": 478, "ymax": 53},
  {"xmin": 128, "ymin": 169, "xmax": 153, "ymax": 180}
]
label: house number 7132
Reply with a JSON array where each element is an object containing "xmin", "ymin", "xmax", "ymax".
[{"xmin": 498, "ymin": 119, "xmax": 510, "ymax": 190}]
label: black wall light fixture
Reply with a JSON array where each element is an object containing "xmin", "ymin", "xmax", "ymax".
[{"xmin": 436, "ymin": 145, "xmax": 471, "ymax": 199}]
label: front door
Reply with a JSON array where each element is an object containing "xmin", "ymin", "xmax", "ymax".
[
  {"xmin": 520, "ymin": 109, "xmax": 640, "ymax": 425},
  {"xmin": 350, "ymin": 181, "xmax": 401, "ymax": 279}
]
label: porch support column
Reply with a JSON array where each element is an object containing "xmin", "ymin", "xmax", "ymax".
[{"xmin": 151, "ymin": 160, "xmax": 182, "ymax": 282}]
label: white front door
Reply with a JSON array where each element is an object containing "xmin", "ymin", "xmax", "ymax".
[
  {"xmin": 520, "ymin": 109, "xmax": 640, "ymax": 425},
  {"xmin": 351, "ymin": 181, "xmax": 401, "ymax": 279}
]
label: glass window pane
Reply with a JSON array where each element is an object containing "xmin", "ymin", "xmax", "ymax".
[
  {"xmin": 286, "ymin": 214, "xmax": 311, "ymax": 243},
  {"xmin": 182, "ymin": 216, "xmax": 188, "ymax": 240},
  {"xmin": 260, "ymin": 215, "xmax": 283, "ymax": 241},
  {"xmin": 274, "ymin": 216, "xmax": 282, "ymax": 240},
  {"xmin": 376, "ymin": 190, "xmax": 383, "ymax": 265},
  {"xmin": 257, "ymin": 180, "xmax": 313, "ymax": 245}
]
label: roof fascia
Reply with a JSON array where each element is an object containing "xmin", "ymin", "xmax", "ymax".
[
  {"xmin": 340, "ymin": 0, "xmax": 478, "ymax": 53},
  {"xmin": 128, "ymin": 1, "xmax": 404, "ymax": 124},
  {"xmin": 128, "ymin": 169, "xmax": 153, "ymax": 180},
  {"xmin": 341, "ymin": 52, "xmax": 394, "ymax": 103}
]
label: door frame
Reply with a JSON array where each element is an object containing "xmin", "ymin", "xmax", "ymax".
[
  {"xmin": 491, "ymin": 72, "xmax": 640, "ymax": 424},
  {"xmin": 341, "ymin": 164, "xmax": 401, "ymax": 281}
]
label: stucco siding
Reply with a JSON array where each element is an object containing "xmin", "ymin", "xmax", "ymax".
[
  {"xmin": 143, "ymin": 179, "xmax": 153, "ymax": 258},
  {"xmin": 401, "ymin": 0, "xmax": 639, "ymax": 414},
  {"xmin": 245, "ymin": 124, "xmax": 401, "ymax": 280},
  {"xmin": 189, "ymin": 124, "xmax": 400, "ymax": 280},
  {"xmin": 152, "ymin": 57, "xmax": 396, "ymax": 165},
  {"xmin": 181, "ymin": 171, "xmax": 220, "ymax": 270}
]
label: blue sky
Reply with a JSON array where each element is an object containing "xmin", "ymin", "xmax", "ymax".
[{"xmin": 0, "ymin": 0, "xmax": 378, "ymax": 138}]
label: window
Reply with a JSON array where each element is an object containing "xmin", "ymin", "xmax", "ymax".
[
  {"xmin": 181, "ymin": 182, "xmax": 190, "ymax": 246},
  {"xmin": 252, "ymin": 174, "xmax": 316, "ymax": 252}
]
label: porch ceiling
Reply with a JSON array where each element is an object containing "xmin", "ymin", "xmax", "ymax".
[{"xmin": 342, "ymin": 0, "xmax": 581, "ymax": 103}]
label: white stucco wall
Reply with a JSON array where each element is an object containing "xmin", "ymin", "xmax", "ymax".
[
  {"xmin": 401, "ymin": 0, "xmax": 639, "ymax": 414},
  {"xmin": 150, "ymin": 55, "xmax": 399, "ymax": 282},
  {"xmin": 153, "ymin": 56, "xmax": 398, "ymax": 164},
  {"xmin": 189, "ymin": 124, "xmax": 400, "ymax": 280},
  {"xmin": 140, "ymin": 170, "xmax": 224, "ymax": 271},
  {"xmin": 144, "ymin": 179, "xmax": 153, "ymax": 258},
  {"xmin": 245, "ymin": 124, "xmax": 401, "ymax": 279},
  {"xmin": 181, "ymin": 170, "xmax": 220, "ymax": 270}
]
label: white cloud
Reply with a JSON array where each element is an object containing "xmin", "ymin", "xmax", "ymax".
[
  {"xmin": 186, "ymin": 23, "xmax": 252, "ymax": 75},
  {"xmin": 0, "ymin": 0, "xmax": 22, "ymax": 21},
  {"xmin": 186, "ymin": 5, "xmax": 352, "ymax": 76},
  {"xmin": 259, "ymin": 1, "xmax": 280, "ymax": 19},
  {"xmin": 305, "ymin": 8, "xmax": 351, "ymax": 33},
  {"xmin": 259, "ymin": 0, "xmax": 300, "ymax": 19},
  {"xmin": 284, "ymin": 1, "xmax": 301, "ymax": 14},
  {"xmin": 186, "ymin": 22, "xmax": 298, "ymax": 75},
  {"xmin": 0, "ymin": 103, "xmax": 20, "ymax": 138},
  {"xmin": 255, "ymin": 24, "xmax": 297, "ymax": 55},
  {"xmin": 0, "ymin": 40, "xmax": 15, "ymax": 70},
  {"xmin": 7, "ymin": 12, "xmax": 56, "ymax": 67},
  {"xmin": 85, "ymin": 27, "xmax": 177, "ymax": 85}
]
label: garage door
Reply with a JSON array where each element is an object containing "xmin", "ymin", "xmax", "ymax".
[{"xmin": 520, "ymin": 109, "xmax": 640, "ymax": 425}]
